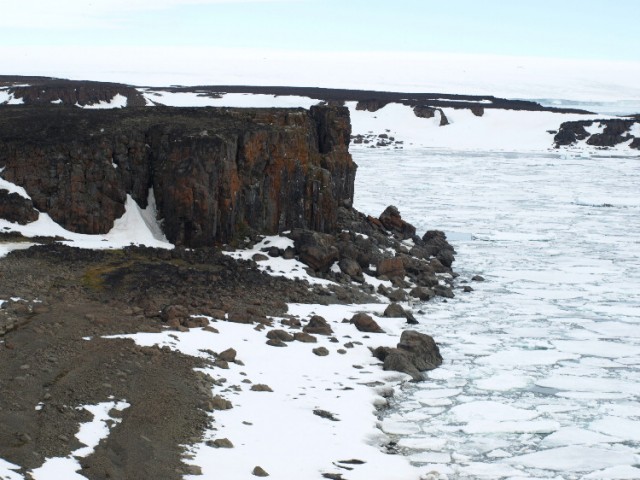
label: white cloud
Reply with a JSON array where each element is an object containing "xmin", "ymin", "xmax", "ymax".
[{"xmin": 1, "ymin": 0, "xmax": 302, "ymax": 29}]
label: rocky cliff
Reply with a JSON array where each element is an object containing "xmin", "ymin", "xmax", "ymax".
[{"xmin": 0, "ymin": 105, "xmax": 355, "ymax": 246}]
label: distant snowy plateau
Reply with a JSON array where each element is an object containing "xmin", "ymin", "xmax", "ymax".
[{"xmin": 1, "ymin": 80, "xmax": 640, "ymax": 480}]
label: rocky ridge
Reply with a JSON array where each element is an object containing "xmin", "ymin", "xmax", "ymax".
[{"xmin": 554, "ymin": 118, "xmax": 640, "ymax": 149}]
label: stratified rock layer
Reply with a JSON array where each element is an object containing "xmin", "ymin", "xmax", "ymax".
[{"xmin": 0, "ymin": 105, "xmax": 355, "ymax": 246}]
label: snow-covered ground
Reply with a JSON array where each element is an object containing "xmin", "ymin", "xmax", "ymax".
[{"xmin": 353, "ymin": 147, "xmax": 640, "ymax": 479}]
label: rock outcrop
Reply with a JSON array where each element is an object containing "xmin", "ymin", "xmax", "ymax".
[
  {"xmin": 0, "ymin": 105, "xmax": 356, "ymax": 246},
  {"xmin": 0, "ymin": 191, "xmax": 39, "ymax": 224},
  {"xmin": 3, "ymin": 79, "xmax": 145, "ymax": 107},
  {"xmin": 554, "ymin": 119, "xmax": 639, "ymax": 149},
  {"xmin": 413, "ymin": 105, "xmax": 449, "ymax": 126}
]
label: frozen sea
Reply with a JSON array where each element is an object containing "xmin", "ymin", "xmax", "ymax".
[{"xmin": 353, "ymin": 148, "xmax": 640, "ymax": 479}]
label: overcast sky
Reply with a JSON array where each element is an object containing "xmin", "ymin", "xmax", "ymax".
[
  {"xmin": 3, "ymin": 0, "xmax": 639, "ymax": 61},
  {"xmin": 2, "ymin": 0, "xmax": 639, "ymax": 100}
]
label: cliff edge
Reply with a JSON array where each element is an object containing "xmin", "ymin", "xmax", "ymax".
[{"xmin": 0, "ymin": 105, "xmax": 355, "ymax": 246}]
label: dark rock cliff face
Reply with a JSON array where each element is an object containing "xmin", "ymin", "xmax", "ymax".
[{"xmin": 0, "ymin": 105, "xmax": 355, "ymax": 246}]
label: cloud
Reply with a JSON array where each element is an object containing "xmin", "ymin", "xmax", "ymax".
[{"xmin": 1, "ymin": 0, "xmax": 303, "ymax": 29}]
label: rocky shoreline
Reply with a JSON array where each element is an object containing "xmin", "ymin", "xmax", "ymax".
[
  {"xmin": 0, "ymin": 197, "xmax": 467, "ymax": 478},
  {"xmin": 0, "ymin": 79, "xmax": 472, "ymax": 479}
]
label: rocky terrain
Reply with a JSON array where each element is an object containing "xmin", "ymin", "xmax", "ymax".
[
  {"xmin": 0, "ymin": 89, "xmax": 460, "ymax": 479},
  {"xmin": 554, "ymin": 118, "xmax": 640, "ymax": 149},
  {"xmin": 0, "ymin": 204, "xmax": 457, "ymax": 479}
]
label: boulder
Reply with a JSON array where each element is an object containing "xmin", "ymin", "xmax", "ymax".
[
  {"xmin": 383, "ymin": 303, "xmax": 406, "ymax": 318},
  {"xmin": 377, "ymin": 257, "xmax": 405, "ymax": 279},
  {"xmin": 218, "ymin": 348, "xmax": 237, "ymax": 362},
  {"xmin": 303, "ymin": 315, "xmax": 333, "ymax": 335},
  {"xmin": 0, "ymin": 191, "xmax": 39, "ymax": 224},
  {"xmin": 410, "ymin": 287, "xmax": 434, "ymax": 301},
  {"xmin": 338, "ymin": 257, "xmax": 363, "ymax": 280},
  {"xmin": 422, "ymin": 230, "xmax": 455, "ymax": 268},
  {"xmin": 433, "ymin": 285, "xmax": 455, "ymax": 299},
  {"xmin": 266, "ymin": 329, "xmax": 294, "ymax": 342},
  {"xmin": 294, "ymin": 332, "xmax": 317, "ymax": 343},
  {"xmin": 161, "ymin": 305, "xmax": 189, "ymax": 323},
  {"xmin": 373, "ymin": 330, "xmax": 442, "ymax": 381},
  {"xmin": 289, "ymin": 229, "xmax": 339, "ymax": 272},
  {"xmin": 379, "ymin": 206, "xmax": 416, "ymax": 239},
  {"xmin": 350, "ymin": 313, "xmax": 384, "ymax": 333}
]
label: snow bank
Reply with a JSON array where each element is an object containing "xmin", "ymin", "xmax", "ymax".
[{"xmin": 107, "ymin": 302, "xmax": 424, "ymax": 480}]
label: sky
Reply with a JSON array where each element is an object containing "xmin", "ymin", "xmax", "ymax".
[
  {"xmin": 1, "ymin": 0, "xmax": 640, "ymax": 101},
  {"xmin": 2, "ymin": 0, "xmax": 639, "ymax": 61}
]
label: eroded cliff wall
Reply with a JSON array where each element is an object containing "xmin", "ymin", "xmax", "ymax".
[{"xmin": 0, "ymin": 105, "xmax": 355, "ymax": 246}]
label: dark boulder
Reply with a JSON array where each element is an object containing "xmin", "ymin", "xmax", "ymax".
[
  {"xmin": 383, "ymin": 303, "xmax": 406, "ymax": 318},
  {"xmin": 0, "ymin": 191, "xmax": 39, "ymax": 224},
  {"xmin": 303, "ymin": 315, "xmax": 333, "ymax": 335},
  {"xmin": 379, "ymin": 206, "xmax": 416, "ymax": 240},
  {"xmin": 373, "ymin": 330, "xmax": 442, "ymax": 381},
  {"xmin": 376, "ymin": 257, "xmax": 405, "ymax": 279},
  {"xmin": 289, "ymin": 229, "xmax": 339, "ymax": 273},
  {"xmin": 350, "ymin": 313, "xmax": 384, "ymax": 333},
  {"xmin": 338, "ymin": 257, "xmax": 363, "ymax": 281}
]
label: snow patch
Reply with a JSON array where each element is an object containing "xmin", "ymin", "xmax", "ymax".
[{"xmin": 29, "ymin": 401, "xmax": 129, "ymax": 480}]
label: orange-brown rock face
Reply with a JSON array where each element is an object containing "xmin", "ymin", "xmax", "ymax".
[{"xmin": 0, "ymin": 105, "xmax": 355, "ymax": 246}]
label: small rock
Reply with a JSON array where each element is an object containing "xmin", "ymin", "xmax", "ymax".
[
  {"xmin": 405, "ymin": 311, "xmax": 419, "ymax": 325},
  {"xmin": 210, "ymin": 395, "xmax": 233, "ymax": 410},
  {"xmin": 266, "ymin": 338, "xmax": 287, "ymax": 347},
  {"xmin": 293, "ymin": 331, "xmax": 317, "ymax": 343},
  {"xmin": 214, "ymin": 359, "xmax": 229, "ymax": 369},
  {"xmin": 313, "ymin": 347, "xmax": 329, "ymax": 357},
  {"xmin": 313, "ymin": 409, "xmax": 339, "ymax": 421},
  {"xmin": 183, "ymin": 465, "xmax": 202, "ymax": 476},
  {"xmin": 252, "ymin": 253, "xmax": 269, "ymax": 262},
  {"xmin": 463, "ymin": 286, "xmax": 474, "ymax": 293},
  {"xmin": 250, "ymin": 384, "xmax": 273, "ymax": 392},
  {"xmin": 252, "ymin": 466, "xmax": 269, "ymax": 477},
  {"xmin": 210, "ymin": 438, "xmax": 234, "ymax": 448},
  {"xmin": 471, "ymin": 275, "xmax": 485, "ymax": 282}
]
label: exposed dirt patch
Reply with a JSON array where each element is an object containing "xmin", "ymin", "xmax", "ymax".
[{"xmin": 0, "ymin": 243, "xmax": 351, "ymax": 479}]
